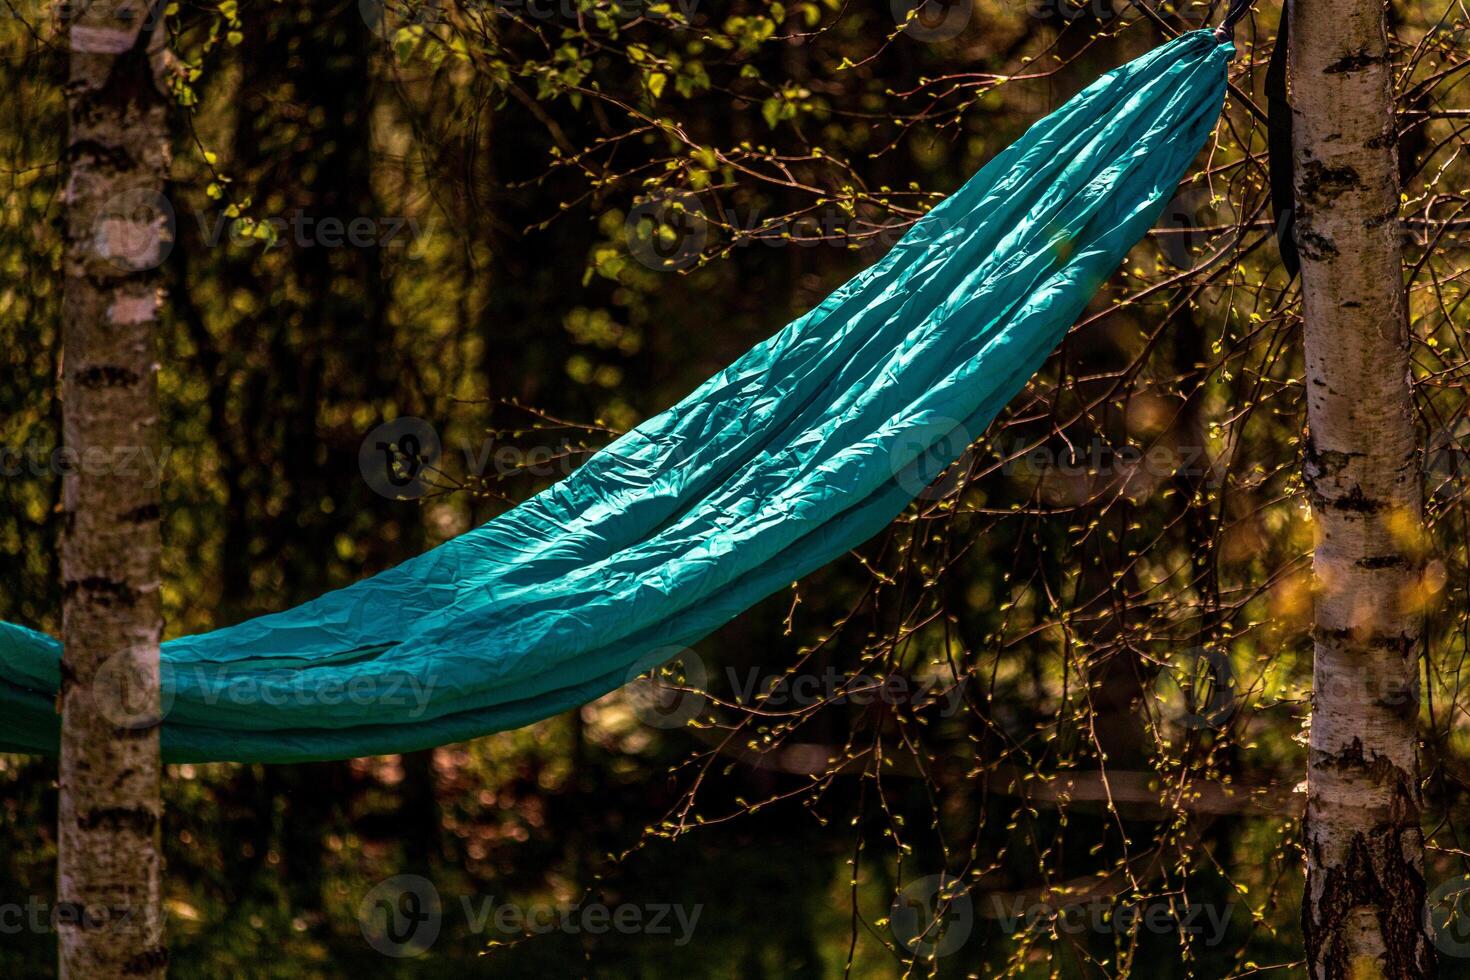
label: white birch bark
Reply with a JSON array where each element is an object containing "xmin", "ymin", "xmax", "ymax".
[
  {"xmin": 57, "ymin": 1, "xmax": 171, "ymax": 976},
  {"xmin": 1290, "ymin": 0, "xmax": 1434, "ymax": 974}
]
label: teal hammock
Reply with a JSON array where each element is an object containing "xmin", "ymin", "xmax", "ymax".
[{"xmin": 0, "ymin": 30, "xmax": 1232, "ymax": 763}]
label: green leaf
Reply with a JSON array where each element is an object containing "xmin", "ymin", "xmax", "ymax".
[{"xmin": 761, "ymin": 97, "xmax": 781, "ymax": 130}]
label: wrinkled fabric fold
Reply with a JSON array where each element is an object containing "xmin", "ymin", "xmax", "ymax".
[{"xmin": 0, "ymin": 31, "xmax": 1232, "ymax": 762}]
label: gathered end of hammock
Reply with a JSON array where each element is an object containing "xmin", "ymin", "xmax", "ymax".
[{"xmin": 0, "ymin": 30, "xmax": 1233, "ymax": 764}]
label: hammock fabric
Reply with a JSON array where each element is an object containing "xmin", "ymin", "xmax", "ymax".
[{"xmin": 0, "ymin": 30, "xmax": 1232, "ymax": 763}]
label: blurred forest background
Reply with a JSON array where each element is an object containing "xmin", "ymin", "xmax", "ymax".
[{"xmin": 3, "ymin": 0, "xmax": 1470, "ymax": 975}]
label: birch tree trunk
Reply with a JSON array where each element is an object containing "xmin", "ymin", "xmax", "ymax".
[
  {"xmin": 57, "ymin": 2, "xmax": 172, "ymax": 976},
  {"xmin": 1290, "ymin": 0, "xmax": 1434, "ymax": 974}
]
